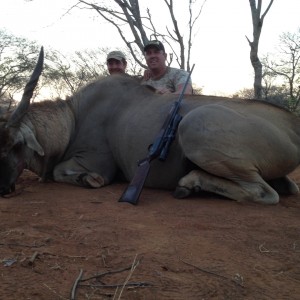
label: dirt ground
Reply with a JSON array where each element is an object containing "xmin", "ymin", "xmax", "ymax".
[{"xmin": 0, "ymin": 168, "xmax": 299, "ymax": 300}]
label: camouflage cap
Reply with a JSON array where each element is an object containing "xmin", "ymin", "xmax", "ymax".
[
  {"xmin": 106, "ymin": 51, "xmax": 126, "ymax": 62},
  {"xmin": 144, "ymin": 40, "xmax": 165, "ymax": 52}
]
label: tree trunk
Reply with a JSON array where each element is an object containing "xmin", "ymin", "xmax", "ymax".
[{"xmin": 247, "ymin": 0, "xmax": 274, "ymax": 100}]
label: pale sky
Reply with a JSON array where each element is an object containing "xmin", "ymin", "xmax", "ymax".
[{"xmin": 0, "ymin": 0, "xmax": 299, "ymax": 96}]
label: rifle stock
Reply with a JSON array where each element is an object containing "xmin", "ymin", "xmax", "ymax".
[
  {"xmin": 118, "ymin": 159, "xmax": 151, "ymax": 205},
  {"xmin": 119, "ymin": 64, "xmax": 195, "ymax": 205}
]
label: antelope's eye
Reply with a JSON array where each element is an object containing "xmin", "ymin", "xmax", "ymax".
[{"xmin": 12, "ymin": 142, "xmax": 23, "ymax": 153}]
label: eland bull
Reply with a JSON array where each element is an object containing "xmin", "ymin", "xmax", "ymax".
[{"xmin": 1, "ymin": 48, "xmax": 300, "ymax": 204}]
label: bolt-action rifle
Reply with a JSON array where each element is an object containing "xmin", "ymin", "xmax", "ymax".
[{"xmin": 119, "ymin": 64, "xmax": 195, "ymax": 205}]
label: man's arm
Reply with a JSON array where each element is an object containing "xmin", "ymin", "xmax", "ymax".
[{"xmin": 173, "ymin": 68, "xmax": 193, "ymax": 94}]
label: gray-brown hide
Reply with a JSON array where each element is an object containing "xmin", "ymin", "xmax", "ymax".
[{"xmin": 1, "ymin": 69, "xmax": 300, "ymax": 204}]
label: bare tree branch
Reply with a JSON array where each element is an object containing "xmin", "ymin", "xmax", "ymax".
[
  {"xmin": 75, "ymin": 0, "xmax": 207, "ymax": 72},
  {"xmin": 247, "ymin": 0, "xmax": 274, "ymax": 99},
  {"xmin": 262, "ymin": 29, "xmax": 300, "ymax": 111}
]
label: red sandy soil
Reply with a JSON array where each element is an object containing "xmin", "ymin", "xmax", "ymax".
[{"xmin": 0, "ymin": 168, "xmax": 299, "ymax": 300}]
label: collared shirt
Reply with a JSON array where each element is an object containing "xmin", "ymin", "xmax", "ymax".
[{"xmin": 141, "ymin": 67, "xmax": 191, "ymax": 93}]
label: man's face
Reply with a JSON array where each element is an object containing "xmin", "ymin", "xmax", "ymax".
[
  {"xmin": 107, "ymin": 59, "xmax": 127, "ymax": 75},
  {"xmin": 144, "ymin": 47, "xmax": 167, "ymax": 70}
]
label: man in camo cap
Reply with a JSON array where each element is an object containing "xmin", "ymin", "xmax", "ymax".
[
  {"xmin": 106, "ymin": 50, "xmax": 127, "ymax": 75},
  {"xmin": 141, "ymin": 40, "xmax": 193, "ymax": 94}
]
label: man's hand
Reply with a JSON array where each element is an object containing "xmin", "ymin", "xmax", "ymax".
[{"xmin": 143, "ymin": 69, "xmax": 152, "ymax": 80}]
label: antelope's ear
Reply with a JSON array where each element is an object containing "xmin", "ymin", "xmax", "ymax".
[{"xmin": 19, "ymin": 123, "xmax": 44, "ymax": 156}]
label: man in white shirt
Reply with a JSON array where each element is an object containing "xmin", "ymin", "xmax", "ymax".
[{"xmin": 141, "ymin": 40, "xmax": 193, "ymax": 94}]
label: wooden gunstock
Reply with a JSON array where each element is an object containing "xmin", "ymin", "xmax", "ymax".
[{"xmin": 118, "ymin": 159, "xmax": 151, "ymax": 205}]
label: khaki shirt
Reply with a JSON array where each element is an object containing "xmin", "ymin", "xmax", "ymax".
[{"xmin": 141, "ymin": 67, "xmax": 191, "ymax": 93}]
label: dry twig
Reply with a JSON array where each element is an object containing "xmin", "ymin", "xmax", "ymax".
[
  {"xmin": 80, "ymin": 266, "xmax": 132, "ymax": 282},
  {"xmin": 28, "ymin": 251, "xmax": 39, "ymax": 265},
  {"xmin": 80, "ymin": 282, "xmax": 151, "ymax": 288},
  {"xmin": 114, "ymin": 255, "xmax": 139, "ymax": 300},
  {"xmin": 180, "ymin": 258, "xmax": 244, "ymax": 287},
  {"xmin": 259, "ymin": 243, "xmax": 278, "ymax": 253},
  {"xmin": 70, "ymin": 269, "xmax": 83, "ymax": 300},
  {"xmin": 43, "ymin": 283, "xmax": 66, "ymax": 300},
  {"xmin": 0, "ymin": 242, "xmax": 47, "ymax": 248},
  {"xmin": 293, "ymin": 241, "xmax": 300, "ymax": 252},
  {"xmin": 70, "ymin": 256, "xmax": 152, "ymax": 298}
]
